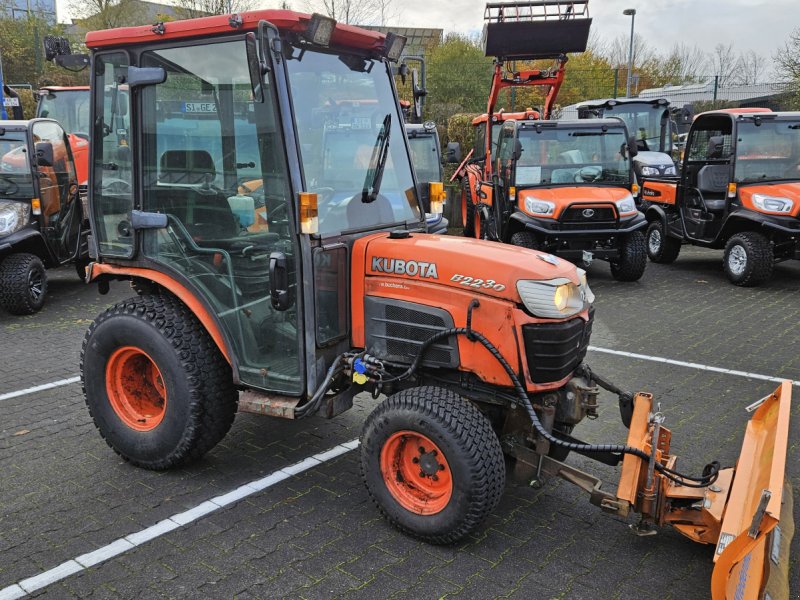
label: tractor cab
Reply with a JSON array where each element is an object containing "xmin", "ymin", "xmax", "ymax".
[
  {"xmin": 36, "ymin": 86, "xmax": 91, "ymax": 185},
  {"xmin": 641, "ymin": 108, "xmax": 800, "ymax": 285},
  {"xmin": 406, "ymin": 120, "xmax": 455, "ymax": 233},
  {"xmin": 0, "ymin": 119, "xmax": 89, "ymax": 313},
  {"xmin": 573, "ymin": 97, "xmax": 677, "ymax": 182}
]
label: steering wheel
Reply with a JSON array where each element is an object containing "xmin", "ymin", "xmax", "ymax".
[
  {"xmin": 574, "ymin": 166, "xmax": 603, "ymax": 183},
  {"xmin": 102, "ymin": 178, "xmax": 132, "ymax": 194}
]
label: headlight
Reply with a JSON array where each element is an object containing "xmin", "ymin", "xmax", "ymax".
[
  {"xmin": 0, "ymin": 201, "xmax": 29, "ymax": 236},
  {"xmin": 517, "ymin": 277, "xmax": 591, "ymax": 319},
  {"xmin": 524, "ymin": 197, "xmax": 555, "ymax": 217},
  {"xmin": 576, "ymin": 267, "xmax": 595, "ymax": 304},
  {"xmin": 615, "ymin": 193, "xmax": 637, "ymax": 215},
  {"xmin": 752, "ymin": 194, "xmax": 793, "ymax": 214},
  {"xmin": 640, "ymin": 166, "xmax": 660, "ymax": 176},
  {"xmin": 663, "ymin": 165, "xmax": 677, "ymax": 176}
]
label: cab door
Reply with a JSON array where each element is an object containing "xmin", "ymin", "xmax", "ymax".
[{"xmin": 30, "ymin": 120, "xmax": 83, "ymax": 263}]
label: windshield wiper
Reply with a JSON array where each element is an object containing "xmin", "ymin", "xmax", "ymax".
[{"xmin": 361, "ymin": 114, "xmax": 391, "ymax": 204}]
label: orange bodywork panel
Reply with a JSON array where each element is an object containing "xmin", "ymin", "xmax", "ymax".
[
  {"xmin": 67, "ymin": 133, "xmax": 90, "ymax": 186},
  {"xmin": 517, "ymin": 186, "xmax": 632, "ymax": 219},
  {"xmin": 89, "ymin": 264, "xmax": 232, "ymax": 364},
  {"xmin": 738, "ymin": 182, "xmax": 800, "ymax": 218},
  {"xmin": 641, "ymin": 180, "xmax": 678, "ymax": 206}
]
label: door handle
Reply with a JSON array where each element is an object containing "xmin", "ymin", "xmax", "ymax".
[{"xmin": 269, "ymin": 251, "xmax": 290, "ymax": 311}]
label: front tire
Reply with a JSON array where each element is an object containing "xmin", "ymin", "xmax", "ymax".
[
  {"xmin": 610, "ymin": 231, "xmax": 647, "ymax": 282},
  {"xmin": 723, "ymin": 232, "xmax": 773, "ymax": 286},
  {"xmin": 646, "ymin": 221, "xmax": 681, "ymax": 264},
  {"xmin": 461, "ymin": 179, "xmax": 475, "ymax": 237},
  {"xmin": 81, "ymin": 293, "xmax": 238, "ymax": 470},
  {"xmin": 0, "ymin": 253, "xmax": 47, "ymax": 315},
  {"xmin": 360, "ymin": 386, "xmax": 506, "ymax": 544},
  {"xmin": 510, "ymin": 231, "xmax": 538, "ymax": 250}
]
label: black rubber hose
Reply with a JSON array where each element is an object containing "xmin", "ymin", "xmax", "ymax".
[{"xmin": 382, "ymin": 326, "xmax": 718, "ymax": 487}]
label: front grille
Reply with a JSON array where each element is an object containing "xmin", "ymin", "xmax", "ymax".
[
  {"xmin": 522, "ymin": 308, "xmax": 594, "ymax": 383},
  {"xmin": 560, "ymin": 206, "xmax": 617, "ymax": 231},
  {"xmin": 364, "ymin": 298, "xmax": 459, "ymax": 368}
]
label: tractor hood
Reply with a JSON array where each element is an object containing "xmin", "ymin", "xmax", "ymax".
[
  {"xmin": 739, "ymin": 182, "xmax": 800, "ymax": 218},
  {"xmin": 358, "ymin": 232, "xmax": 580, "ymax": 304}
]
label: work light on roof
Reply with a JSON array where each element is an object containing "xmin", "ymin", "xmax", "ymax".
[
  {"xmin": 383, "ymin": 32, "xmax": 407, "ymax": 62},
  {"xmin": 305, "ymin": 13, "xmax": 336, "ymax": 47}
]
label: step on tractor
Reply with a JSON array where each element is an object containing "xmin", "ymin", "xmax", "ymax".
[
  {"xmin": 0, "ymin": 118, "xmax": 90, "ymax": 313},
  {"xmin": 641, "ymin": 108, "xmax": 800, "ymax": 286},
  {"xmin": 567, "ymin": 97, "xmax": 678, "ymax": 184},
  {"xmin": 453, "ymin": 1, "xmax": 648, "ymax": 281},
  {"xmin": 70, "ymin": 9, "xmax": 791, "ymax": 598}
]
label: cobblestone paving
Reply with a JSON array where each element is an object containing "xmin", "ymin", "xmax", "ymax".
[{"xmin": 0, "ymin": 248, "xmax": 797, "ymax": 600}]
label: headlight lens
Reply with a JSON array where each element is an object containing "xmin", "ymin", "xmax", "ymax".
[
  {"xmin": 663, "ymin": 165, "xmax": 677, "ymax": 176},
  {"xmin": 640, "ymin": 166, "xmax": 660, "ymax": 176},
  {"xmin": 615, "ymin": 193, "xmax": 637, "ymax": 215},
  {"xmin": 524, "ymin": 197, "xmax": 556, "ymax": 217},
  {"xmin": 751, "ymin": 194, "xmax": 793, "ymax": 214},
  {"xmin": 517, "ymin": 276, "xmax": 592, "ymax": 319},
  {"xmin": 0, "ymin": 201, "xmax": 29, "ymax": 236}
]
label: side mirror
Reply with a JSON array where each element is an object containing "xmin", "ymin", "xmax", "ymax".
[
  {"xmin": 446, "ymin": 142, "xmax": 461, "ymax": 164},
  {"xmin": 626, "ymin": 135, "xmax": 639, "ymax": 158},
  {"xmin": 398, "ymin": 62, "xmax": 409, "ymax": 85},
  {"xmin": 127, "ymin": 66, "xmax": 166, "ymax": 89},
  {"xmin": 245, "ymin": 32, "xmax": 265, "ymax": 103},
  {"xmin": 513, "ymin": 139, "xmax": 523, "ymax": 161},
  {"xmin": 35, "ymin": 142, "xmax": 54, "ymax": 167}
]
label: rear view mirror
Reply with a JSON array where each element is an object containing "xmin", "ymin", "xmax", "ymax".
[
  {"xmin": 245, "ymin": 32, "xmax": 265, "ymax": 103},
  {"xmin": 398, "ymin": 62, "xmax": 409, "ymax": 85},
  {"xmin": 446, "ymin": 142, "xmax": 461, "ymax": 164},
  {"xmin": 513, "ymin": 140, "xmax": 523, "ymax": 161},
  {"xmin": 35, "ymin": 142, "xmax": 54, "ymax": 167},
  {"xmin": 127, "ymin": 66, "xmax": 166, "ymax": 89},
  {"xmin": 626, "ymin": 135, "xmax": 639, "ymax": 158}
]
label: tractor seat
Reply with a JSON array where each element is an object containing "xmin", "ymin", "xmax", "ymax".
[
  {"xmin": 159, "ymin": 150, "xmax": 216, "ymax": 185},
  {"xmin": 696, "ymin": 164, "xmax": 729, "ymax": 212}
]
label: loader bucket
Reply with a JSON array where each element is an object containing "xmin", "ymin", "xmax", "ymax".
[{"xmin": 710, "ymin": 381, "xmax": 793, "ymax": 600}]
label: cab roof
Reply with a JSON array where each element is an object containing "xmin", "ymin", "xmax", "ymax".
[
  {"xmin": 696, "ymin": 108, "xmax": 800, "ymax": 121},
  {"xmin": 574, "ymin": 97, "xmax": 670, "ymax": 109},
  {"xmin": 0, "ymin": 120, "xmax": 32, "ymax": 131},
  {"xmin": 85, "ymin": 9, "xmax": 387, "ymax": 53},
  {"xmin": 518, "ymin": 118, "xmax": 628, "ymax": 130},
  {"xmin": 38, "ymin": 86, "xmax": 90, "ymax": 92}
]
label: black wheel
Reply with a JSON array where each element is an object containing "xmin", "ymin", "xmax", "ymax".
[
  {"xmin": 81, "ymin": 293, "xmax": 238, "ymax": 470},
  {"xmin": 610, "ymin": 231, "xmax": 647, "ymax": 282},
  {"xmin": 0, "ymin": 253, "xmax": 47, "ymax": 315},
  {"xmin": 646, "ymin": 221, "xmax": 681, "ymax": 264},
  {"xmin": 461, "ymin": 179, "xmax": 475, "ymax": 237},
  {"xmin": 510, "ymin": 231, "xmax": 538, "ymax": 250},
  {"xmin": 360, "ymin": 386, "xmax": 505, "ymax": 544},
  {"xmin": 723, "ymin": 232, "xmax": 774, "ymax": 287},
  {"xmin": 75, "ymin": 256, "xmax": 90, "ymax": 281}
]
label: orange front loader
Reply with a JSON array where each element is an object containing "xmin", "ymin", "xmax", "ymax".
[{"xmin": 64, "ymin": 8, "xmax": 794, "ymax": 598}]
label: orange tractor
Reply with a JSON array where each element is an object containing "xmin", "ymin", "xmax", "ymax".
[
  {"xmin": 63, "ymin": 9, "xmax": 792, "ymax": 598},
  {"xmin": 454, "ymin": 2, "xmax": 649, "ymax": 280}
]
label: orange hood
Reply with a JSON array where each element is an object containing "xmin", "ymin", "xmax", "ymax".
[
  {"xmin": 739, "ymin": 182, "xmax": 800, "ymax": 218},
  {"xmin": 518, "ymin": 186, "xmax": 631, "ymax": 218},
  {"xmin": 358, "ymin": 232, "xmax": 580, "ymax": 304}
]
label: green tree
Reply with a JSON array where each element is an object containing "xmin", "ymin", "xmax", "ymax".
[{"xmin": 71, "ymin": 0, "xmax": 147, "ymax": 32}]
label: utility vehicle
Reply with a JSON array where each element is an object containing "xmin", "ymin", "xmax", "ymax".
[
  {"xmin": 70, "ymin": 9, "xmax": 791, "ymax": 598},
  {"xmin": 36, "ymin": 86, "xmax": 91, "ymax": 185},
  {"xmin": 641, "ymin": 108, "xmax": 800, "ymax": 286},
  {"xmin": 0, "ymin": 118, "xmax": 89, "ymax": 313}
]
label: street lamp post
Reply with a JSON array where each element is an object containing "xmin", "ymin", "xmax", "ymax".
[{"xmin": 623, "ymin": 8, "xmax": 636, "ymax": 98}]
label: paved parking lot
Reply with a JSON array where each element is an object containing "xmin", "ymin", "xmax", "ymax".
[{"xmin": 1, "ymin": 247, "xmax": 798, "ymax": 599}]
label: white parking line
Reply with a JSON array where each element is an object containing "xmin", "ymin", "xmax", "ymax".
[
  {"xmin": 0, "ymin": 439, "xmax": 360, "ymax": 599},
  {"xmin": 0, "ymin": 377, "xmax": 80, "ymax": 402},
  {"xmin": 588, "ymin": 346, "xmax": 799, "ymax": 387}
]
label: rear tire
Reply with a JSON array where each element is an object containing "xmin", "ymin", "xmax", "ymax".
[
  {"xmin": 510, "ymin": 231, "xmax": 539, "ymax": 250},
  {"xmin": 360, "ymin": 386, "xmax": 505, "ymax": 544},
  {"xmin": 646, "ymin": 221, "xmax": 681, "ymax": 264},
  {"xmin": 81, "ymin": 293, "xmax": 238, "ymax": 470},
  {"xmin": 461, "ymin": 179, "xmax": 475, "ymax": 237},
  {"xmin": 723, "ymin": 232, "xmax": 773, "ymax": 287},
  {"xmin": 610, "ymin": 231, "xmax": 647, "ymax": 282},
  {"xmin": 0, "ymin": 253, "xmax": 47, "ymax": 315}
]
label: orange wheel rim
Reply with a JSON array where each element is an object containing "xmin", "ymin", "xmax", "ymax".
[
  {"xmin": 473, "ymin": 207, "xmax": 482, "ymax": 239},
  {"xmin": 380, "ymin": 431, "xmax": 453, "ymax": 515},
  {"xmin": 105, "ymin": 346, "xmax": 167, "ymax": 431}
]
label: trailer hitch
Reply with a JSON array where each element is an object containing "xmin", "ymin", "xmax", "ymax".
[{"xmin": 576, "ymin": 364, "xmax": 634, "ymax": 428}]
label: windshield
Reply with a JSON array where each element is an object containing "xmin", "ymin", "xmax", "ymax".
[
  {"xmin": 0, "ymin": 135, "xmax": 34, "ymax": 198},
  {"xmin": 599, "ymin": 104, "xmax": 666, "ymax": 152},
  {"xmin": 38, "ymin": 90, "xmax": 91, "ymax": 136},
  {"xmin": 408, "ymin": 133, "xmax": 441, "ymax": 183},
  {"xmin": 286, "ymin": 48, "xmax": 421, "ymax": 236},
  {"xmin": 734, "ymin": 120, "xmax": 800, "ymax": 183},
  {"xmin": 513, "ymin": 127, "xmax": 630, "ymax": 186}
]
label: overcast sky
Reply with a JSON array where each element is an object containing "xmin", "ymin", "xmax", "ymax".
[{"xmin": 56, "ymin": 0, "xmax": 795, "ymax": 61}]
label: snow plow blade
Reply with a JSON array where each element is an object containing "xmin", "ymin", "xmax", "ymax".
[{"xmin": 710, "ymin": 381, "xmax": 793, "ymax": 600}]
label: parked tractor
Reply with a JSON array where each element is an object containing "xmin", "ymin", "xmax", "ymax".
[
  {"xmin": 68, "ymin": 9, "xmax": 791, "ymax": 599},
  {"xmin": 0, "ymin": 119, "xmax": 90, "ymax": 313},
  {"xmin": 641, "ymin": 108, "xmax": 800, "ymax": 286}
]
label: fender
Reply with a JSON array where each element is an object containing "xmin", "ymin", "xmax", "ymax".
[
  {"xmin": 720, "ymin": 209, "xmax": 800, "ymax": 238},
  {"xmin": 0, "ymin": 227, "xmax": 58, "ymax": 266},
  {"xmin": 88, "ymin": 263, "xmax": 234, "ymax": 367}
]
